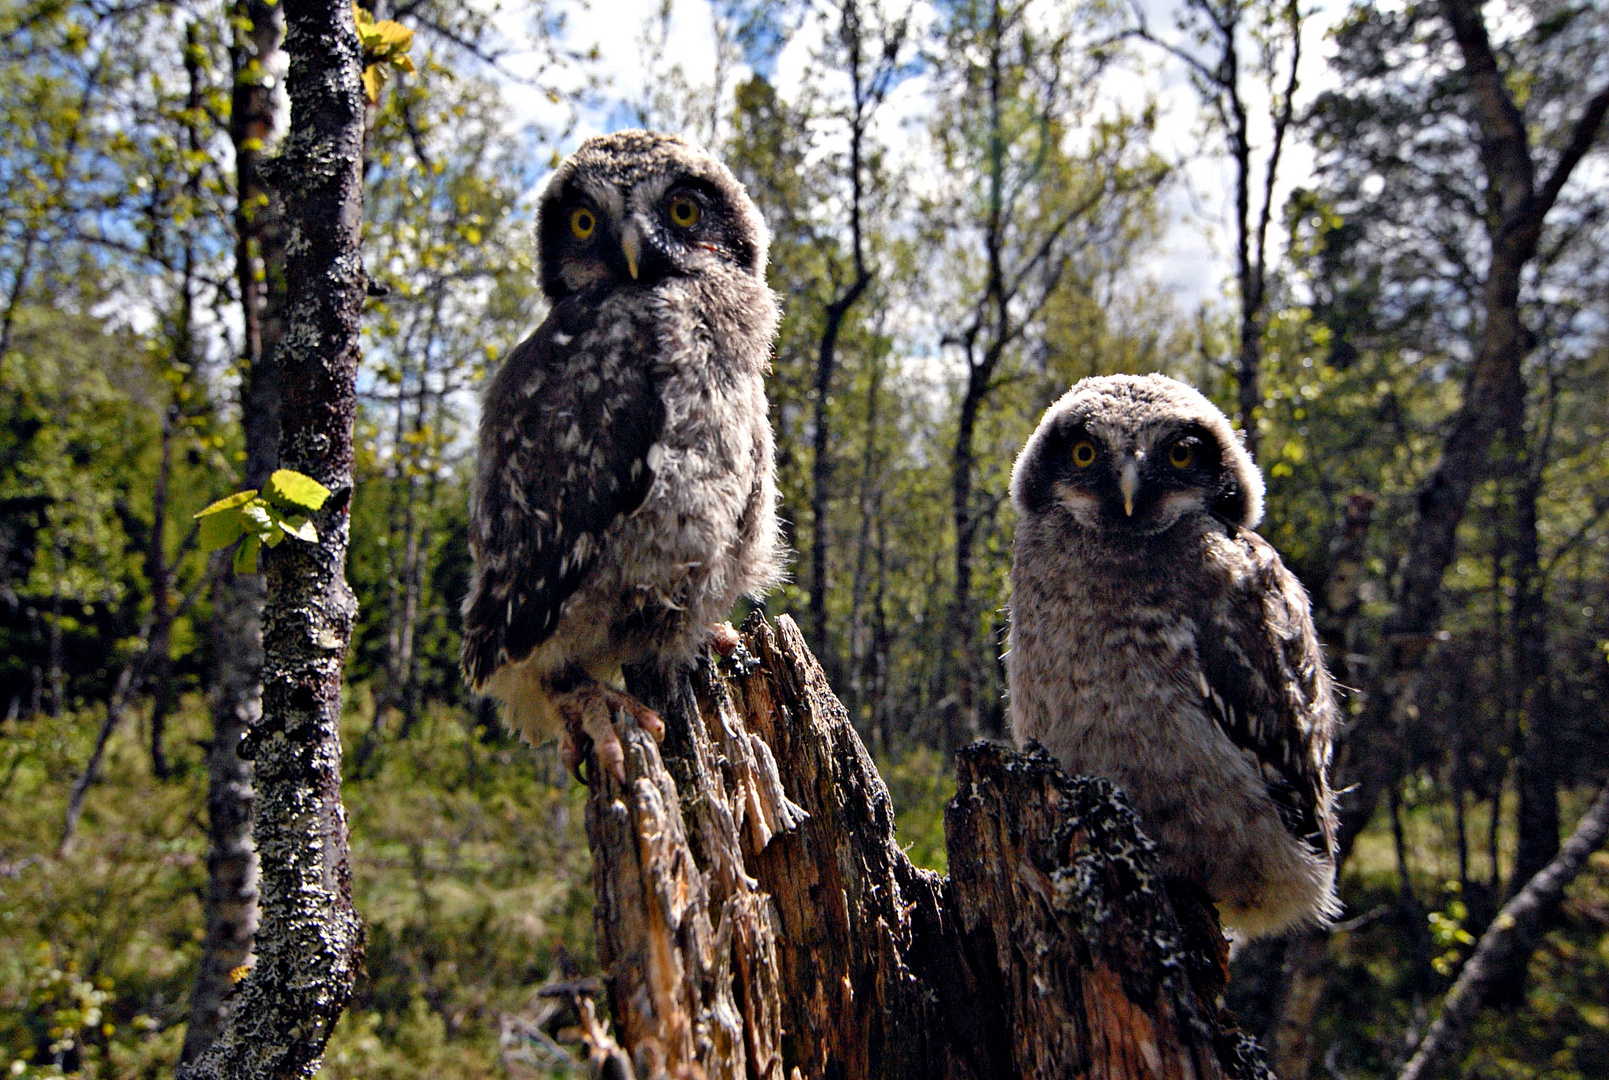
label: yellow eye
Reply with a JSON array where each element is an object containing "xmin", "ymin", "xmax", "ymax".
[
  {"xmin": 570, "ymin": 207, "xmax": 596, "ymax": 240},
  {"xmin": 1072, "ymin": 440, "xmax": 1096, "ymax": 468},
  {"xmin": 669, "ymin": 196, "xmax": 700, "ymax": 227},
  {"xmin": 1169, "ymin": 441, "xmax": 1195, "ymax": 468}
]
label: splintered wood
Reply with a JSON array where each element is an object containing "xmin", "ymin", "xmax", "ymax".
[{"xmin": 583, "ymin": 614, "xmax": 1270, "ymax": 1080}]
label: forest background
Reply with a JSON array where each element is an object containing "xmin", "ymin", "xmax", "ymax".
[{"xmin": 1, "ymin": 0, "xmax": 1607, "ymax": 1077}]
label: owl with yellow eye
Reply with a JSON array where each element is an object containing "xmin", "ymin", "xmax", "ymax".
[
  {"xmin": 1006, "ymin": 374, "xmax": 1340, "ymax": 937},
  {"xmin": 460, "ymin": 131, "xmax": 784, "ymax": 781}
]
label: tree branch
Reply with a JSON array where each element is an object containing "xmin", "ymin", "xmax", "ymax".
[{"xmin": 1533, "ymin": 82, "xmax": 1609, "ymax": 224}]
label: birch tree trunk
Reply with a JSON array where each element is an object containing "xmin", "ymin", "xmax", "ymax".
[
  {"xmin": 177, "ymin": 0, "xmax": 367, "ymax": 1074},
  {"xmin": 585, "ymin": 614, "xmax": 1269, "ymax": 1080}
]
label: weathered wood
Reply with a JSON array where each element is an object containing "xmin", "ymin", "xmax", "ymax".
[{"xmin": 586, "ymin": 614, "xmax": 1269, "ymax": 1079}]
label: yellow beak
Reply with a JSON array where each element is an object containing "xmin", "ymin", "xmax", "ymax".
[
  {"xmin": 1120, "ymin": 459, "xmax": 1140, "ymax": 517},
  {"xmin": 621, "ymin": 226, "xmax": 641, "ymax": 280}
]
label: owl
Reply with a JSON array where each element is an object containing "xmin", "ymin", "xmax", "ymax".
[
  {"xmin": 1005, "ymin": 373, "xmax": 1340, "ymax": 937},
  {"xmin": 460, "ymin": 131, "xmax": 784, "ymax": 781}
]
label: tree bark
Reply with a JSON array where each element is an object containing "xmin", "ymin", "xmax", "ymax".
[
  {"xmin": 180, "ymin": 0, "xmax": 288, "ymax": 1060},
  {"xmin": 177, "ymin": 0, "xmax": 367, "ymax": 1074},
  {"xmin": 585, "ymin": 614, "xmax": 1271, "ymax": 1079}
]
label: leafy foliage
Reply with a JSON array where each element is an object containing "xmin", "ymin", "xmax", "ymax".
[
  {"xmin": 193, "ymin": 469, "xmax": 330, "ymax": 574},
  {"xmin": 353, "ymin": 4, "xmax": 416, "ymax": 105}
]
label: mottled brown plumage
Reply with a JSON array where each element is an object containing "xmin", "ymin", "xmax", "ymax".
[
  {"xmin": 460, "ymin": 131, "xmax": 784, "ymax": 778},
  {"xmin": 1006, "ymin": 373, "xmax": 1339, "ymax": 937}
]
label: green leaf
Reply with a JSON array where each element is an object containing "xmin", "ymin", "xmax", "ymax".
[
  {"xmin": 362, "ymin": 65, "xmax": 383, "ymax": 104},
  {"xmin": 234, "ymin": 535, "xmax": 262, "ymax": 574},
  {"xmin": 194, "ymin": 489, "xmax": 259, "ymax": 519},
  {"xmin": 241, "ymin": 502, "xmax": 274, "ymax": 534},
  {"xmin": 264, "ymin": 469, "xmax": 331, "ymax": 512},
  {"xmin": 371, "ymin": 18, "xmax": 413, "ymax": 50},
  {"xmin": 198, "ymin": 507, "xmax": 248, "ymax": 553},
  {"xmin": 277, "ymin": 515, "xmax": 318, "ymax": 544}
]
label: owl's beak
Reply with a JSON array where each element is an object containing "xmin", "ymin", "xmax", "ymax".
[
  {"xmin": 620, "ymin": 226, "xmax": 642, "ymax": 280},
  {"xmin": 1119, "ymin": 459, "xmax": 1141, "ymax": 517}
]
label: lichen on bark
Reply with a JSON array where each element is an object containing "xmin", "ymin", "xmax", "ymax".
[{"xmin": 177, "ymin": 2, "xmax": 367, "ymax": 1077}]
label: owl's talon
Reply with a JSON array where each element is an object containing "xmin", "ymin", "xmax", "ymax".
[
  {"xmin": 710, "ymin": 622, "xmax": 760, "ymax": 675},
  {"xmin": 555, "ymin": 680, "xmax": 662, "ymax": 785},
  {"xmin": 709, "ymin": 622, "xmax": 741, "ymax": 656}
]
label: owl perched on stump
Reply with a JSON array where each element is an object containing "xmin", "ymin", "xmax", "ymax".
[
  {"xmin": 1006, "ymin": 374, "xmax": 1340, "ymax": 937},
  {"xmin": 461, "ymin": 131, "xmax": 784, "ymax": 781}
]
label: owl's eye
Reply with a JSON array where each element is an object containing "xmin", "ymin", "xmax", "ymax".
[
  {"xmin": 1071, "ymin": 440, "xmax": 1097, "ymax": 468},
  {"xmin": 668, "ymin": 196, "xmax": 701, "ymax": 228},
  {"xmin": 570, "ymin": 207, "xmax": 596, "ymax": 241},
  {"xmin": 1169, "ymin": 441, "xmax": 1196, "ymax": 468}
]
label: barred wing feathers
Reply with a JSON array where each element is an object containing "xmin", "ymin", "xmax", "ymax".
[
  {"xmin": 1196, "ymin": 528, "xmax": 1338, "ymax": 860},
  {"xmin": 460, "ymin": 297, "xmax": 664, "ymax": 688}
]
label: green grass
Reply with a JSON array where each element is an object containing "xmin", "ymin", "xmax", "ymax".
[{"xmin": 1, "ymin": 692, "xmax": 596, "ymax": 1078}]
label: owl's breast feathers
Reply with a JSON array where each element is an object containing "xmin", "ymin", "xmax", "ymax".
[
  {"xmin": 1195, "ymin": 527, "xmax": 1338, "ymax": 861},
  {"xmin": 460, "ymin": 294, "xmax": 666, "ymax": 689}
]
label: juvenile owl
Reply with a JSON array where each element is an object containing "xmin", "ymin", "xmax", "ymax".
[
  {"xmin": 461, "ymin": 131, "xmax": 784, "ymax": 781},
  {"xmin": 1006, "ymin": 374, "xmax": 1339, "ymax": 937}
]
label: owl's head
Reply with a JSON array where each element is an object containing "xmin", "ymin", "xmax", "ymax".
[
  {"xmin": 1010, "ymin": 374, "xmax": 1264, "ymax": 537},
  {"xmin": 536, "ymin": 130, "xmax": 770, "ymax": 300}
]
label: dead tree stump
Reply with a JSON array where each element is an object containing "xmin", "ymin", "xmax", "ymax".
[{"xmin": 583, "ymin": 613, "xmax": 1270, "ymax": 1080}]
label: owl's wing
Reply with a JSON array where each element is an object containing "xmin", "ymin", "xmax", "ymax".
[
  {"xmin": 1195, "ymin": 528, "xmax": 1337, "ymax": 860},
  {"xmin": 460, "ymin": 299, "xmax": 664, "ymax": 688}
]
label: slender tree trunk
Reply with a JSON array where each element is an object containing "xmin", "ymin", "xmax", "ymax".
[
  {"xmin": 1454, "ymin": 772, "xmax": 1470, "ymax": 894},
  {"xmin": 1487, "ymin": 783, "xmax": 1503, "ymax": 892},
  {"xmin": 1507, "ymin": 466, "xmax": 1557, "ymax": 890},
  {"xmin": 1391, "ymin": 783, "xmax": 1435, "ymax": 998},
  {"xmin": 845, "ymin": 347, "xmax": 883, "ymax": 732},
  {"xmin": 869, "ymin": 511, "xmax": 891, "ymax": 755},
  {"xmin": 60, "ymin": 612, "xmax": 158, "ymax": 856},
  {"xmin": 943, "ymin": 1, "xmax": 1010, "ymax": 748},
  {"xmin": 373, "ymin": 380, "xmax": 410, "ymax": 733},
  {"xmin": 181, "ymin": 0, "xmax": 286, "ymax": 1060},
  {"xmin": 146, "ymin": 400, "xmax": 177, "ymax": 780},
  {"xmin": 46, "ymin": 534, "xmax": 65, "ymax": 718},
  {"xmin": 394, "ymin": 342, "xmax": 438, "ymax": 738},
  {"xmin": 946, "ymin": 363, "xmax": 986, "ymax": 747},
  {"xmin": 149, "ymin": 20, "xmax": 210, "ymax": 781},
  {"xmin": 178, "ymin": 0, "xmax": 367, "ymax": 1072},
  {"xmin": 1481, "ymin": 448, "xmax": 1558, "ymax": 1005},
  {"xmin": 807, "ymin": 0, "xmax": 878, "ymax": 673}
]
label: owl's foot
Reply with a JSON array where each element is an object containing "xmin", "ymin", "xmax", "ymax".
[
  {"xmin": 708, "ymin": 622, "xmax": 741, "ymax": 655},
  {"xmin": 709, "ymin": 621, "xmax": 760, "ymax": 675},
  {"xmin": 553, "ymin": 677, "xmax": 664, "ymax": 784}
]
